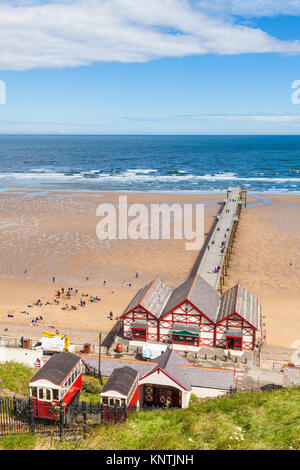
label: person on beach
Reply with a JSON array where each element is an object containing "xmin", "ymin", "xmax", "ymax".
[{"xmin": 52, "ymin": 276, "xmax": 55, "ymax": 283}]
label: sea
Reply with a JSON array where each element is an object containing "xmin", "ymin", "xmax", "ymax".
[{"xmin": 0, "ymin": 135, "xmax": 300, "ymax": 193}]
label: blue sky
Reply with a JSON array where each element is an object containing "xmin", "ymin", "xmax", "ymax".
[{"xmin": 1, "ymin": 0, "xmax": 300, "ymax": 134}]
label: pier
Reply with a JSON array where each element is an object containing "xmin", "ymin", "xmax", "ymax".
[{"xmin": 196, "ymin": 187, "xmax": 246, "ymax": 292}]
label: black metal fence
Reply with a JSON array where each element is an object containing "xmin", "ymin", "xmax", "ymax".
[{"xmin": 0, "ymin": 396, "xmax": 132, "ymax": 438}]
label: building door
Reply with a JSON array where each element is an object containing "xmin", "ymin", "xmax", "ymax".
[
  {"xmin": 143, "ymin": 385, "xmax": 182, "ymax": 408},
  {"xmin": 226, "ymin": 336, "xmax": 242, "ymax": 351}
]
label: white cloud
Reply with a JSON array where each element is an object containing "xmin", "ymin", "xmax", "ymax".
[
  {"xmin": 197, "ymin": 0, "xmax": 300, "ymax": 18},
  {"xmin": 0, "ymin": 0, "xmax": 300, "ymax": 71}
]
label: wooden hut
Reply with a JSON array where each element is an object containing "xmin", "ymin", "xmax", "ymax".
[
  {"xmin": 120, "ymin": 278, "xmax": 172, "ymax": 342},
  {"xmin": 215, "ymin": 284, "xmax": 258, "ymax": 351}
]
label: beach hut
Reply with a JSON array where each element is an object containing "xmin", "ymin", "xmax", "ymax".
[
  {"xmin": 158, "ymin": 275, "xmax": 220, "ymax": 348},
  {"xmin": 215, "ymin": 284, "xmax": 258, "ymax": 351},
  {"xmin": 29, "ymin": 351, "xmax": 82, "ymax": 419},
  {"xmin": 120, "ymin": 278, "xmax": 172, "ymax": 342}
]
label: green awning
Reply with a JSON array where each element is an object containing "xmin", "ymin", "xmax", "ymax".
[{"xmin": 172, "ymin": 323, "xmax": 199, "ymax": 338}]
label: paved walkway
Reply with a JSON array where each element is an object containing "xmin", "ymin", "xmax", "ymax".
[{"xmin": 196, "ymin": 187, "xmax": 242, "ymax": 289}]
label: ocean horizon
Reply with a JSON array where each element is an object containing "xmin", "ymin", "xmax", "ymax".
[{"xmin": 0, "ymin": 134, "xmax": 300, "ymax": 194}]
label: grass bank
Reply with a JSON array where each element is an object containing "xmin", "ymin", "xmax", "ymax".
[{"xmin": 0, "ymin": 386, "xmax": 299, "ymax": 450}]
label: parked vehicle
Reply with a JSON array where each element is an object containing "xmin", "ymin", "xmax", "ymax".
[
  {"xmin": 32, "ymin": 331, "xmax": 75, "ymax": 355},
  {"xmin": 142, "ymin": 343, "xmax": 168, "ymax": 360}
]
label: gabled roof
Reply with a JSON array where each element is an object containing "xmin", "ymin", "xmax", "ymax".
[
  {"xmin": 147, "ymin": 349, "xmax": 192, "ymax": 390},
  {"xmin": 101, "ymin": 366, "xmax": 138, "ymax": 396},
  {"xmin": 30, "ymin": 352, "xmax": 81, "ymax": 386},
  {"xmin": 217, "ymin": 284, "xmax": 258, "ymax": 328},
  {"xmin": 162, "ymin": 275, "xmax": 221, "ymax": 323},
  {"xmin": 162, "ymin": 277, "xmax": 194, "ymax": 316},
  {"xmin": 121, "ymin": 278, "xmax": 172, "ymax": 319}
]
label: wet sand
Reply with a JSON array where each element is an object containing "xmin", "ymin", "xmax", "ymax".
[{"xmin": 224, "ymin": 194, "xmax": 300, "ymax": 349}]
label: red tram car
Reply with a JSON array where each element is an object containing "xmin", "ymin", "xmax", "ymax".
[{"xmin": 29, "ymin": 351, "xmax": 82, "ymax": 419}]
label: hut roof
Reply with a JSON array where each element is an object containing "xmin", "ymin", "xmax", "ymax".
[
  {"xmin": 162, "ymin": 275, "xmax": 220, "ymax": 323},
  {"xmin": 101, "ymin": 366, "xmax": 138, "ymax": 396},
  {"xmin": 121, "ymin": 278, "xmax": 172, "ymax": 319},
  {"xmin": 30, "ymin": 352, "xmax": 81, "ymax": 386}
]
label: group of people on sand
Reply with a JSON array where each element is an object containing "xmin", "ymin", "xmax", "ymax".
[{"xmin": 54, "ymin": 286, "xmax": 102, "ymax": 311}]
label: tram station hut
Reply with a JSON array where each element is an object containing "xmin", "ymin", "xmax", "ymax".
[
  {"xmin": 158, "ymin": 275, "xmax": 220, "ymax": 347},
  {"xmin": 121, "ymin": 278, "xmax": 172, "ymax": 342},
  {"xmin": 215, "ymin": 284, "xmax": 259, "ymax": 351},
  {"xmin": 100, "ymin": 366, "xmax": 139, "ymax": 407},
  {"xmin": 29, "ymin": 351, "xmax": 82, "ymax": 417},
  {"xmin": 138, "ymin": 349, "xmax": 235, "ymax": 408}
]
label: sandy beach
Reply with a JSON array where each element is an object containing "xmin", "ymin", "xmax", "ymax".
[
  {"xmin": 0, "ymin": 190, "xmax": 299, "ymax": 350},
  {"xmin": 0, "ymin": 191, "xmax": 220, "ymax": 345}
]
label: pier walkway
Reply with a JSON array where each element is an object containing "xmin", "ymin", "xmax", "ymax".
[{"xmin": 196, "ymin": 187, "xmax": 246, "ymax": 290}]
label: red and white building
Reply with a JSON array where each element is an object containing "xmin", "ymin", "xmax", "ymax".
[
  {"xmin": 121, "ymin": 275, "xmax": 261, "ymax": 352},
  {"xmin": 121, "ymin": 278, "xmax": 172, "ymax": 343},
  {"xmin": 215, "ymin": 284, "xmax": 259, "ymax": 351},
  {"xmin": 159, "ymin": 275, "xmax": 220, "ymax": 348}
]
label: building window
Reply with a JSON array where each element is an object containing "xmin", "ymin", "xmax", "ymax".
[
  {"xmin": 31, "ymin": 387, "xmax": 37, "ymax": 398},
  {"xmin": 46, "ymin": 389, "xmax": 51, "ymax": 401},
  {"xmin": 53, "ymin": 389, "xmax": 59, "ymax": 401},
  {"xmin": 38, "ymin": 389, "xmax": 43, "ymax": 400},
  {"xmin": 172, "ymin": 335, "xmax": 198, "ymax": 346}
]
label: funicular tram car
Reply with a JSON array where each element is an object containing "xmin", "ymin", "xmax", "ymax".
[
  {"xmin": 29, "ymin": 351, "xmax": 82, "ymax": 420},
  {"xmin": 100, "ymin": 366, "xmax": 139, "ymax": 422}
]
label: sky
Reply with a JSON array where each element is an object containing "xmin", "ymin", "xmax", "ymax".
[{"xmin": 1, "ymin": 0, "xmax": 300, "ymax": 134}]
